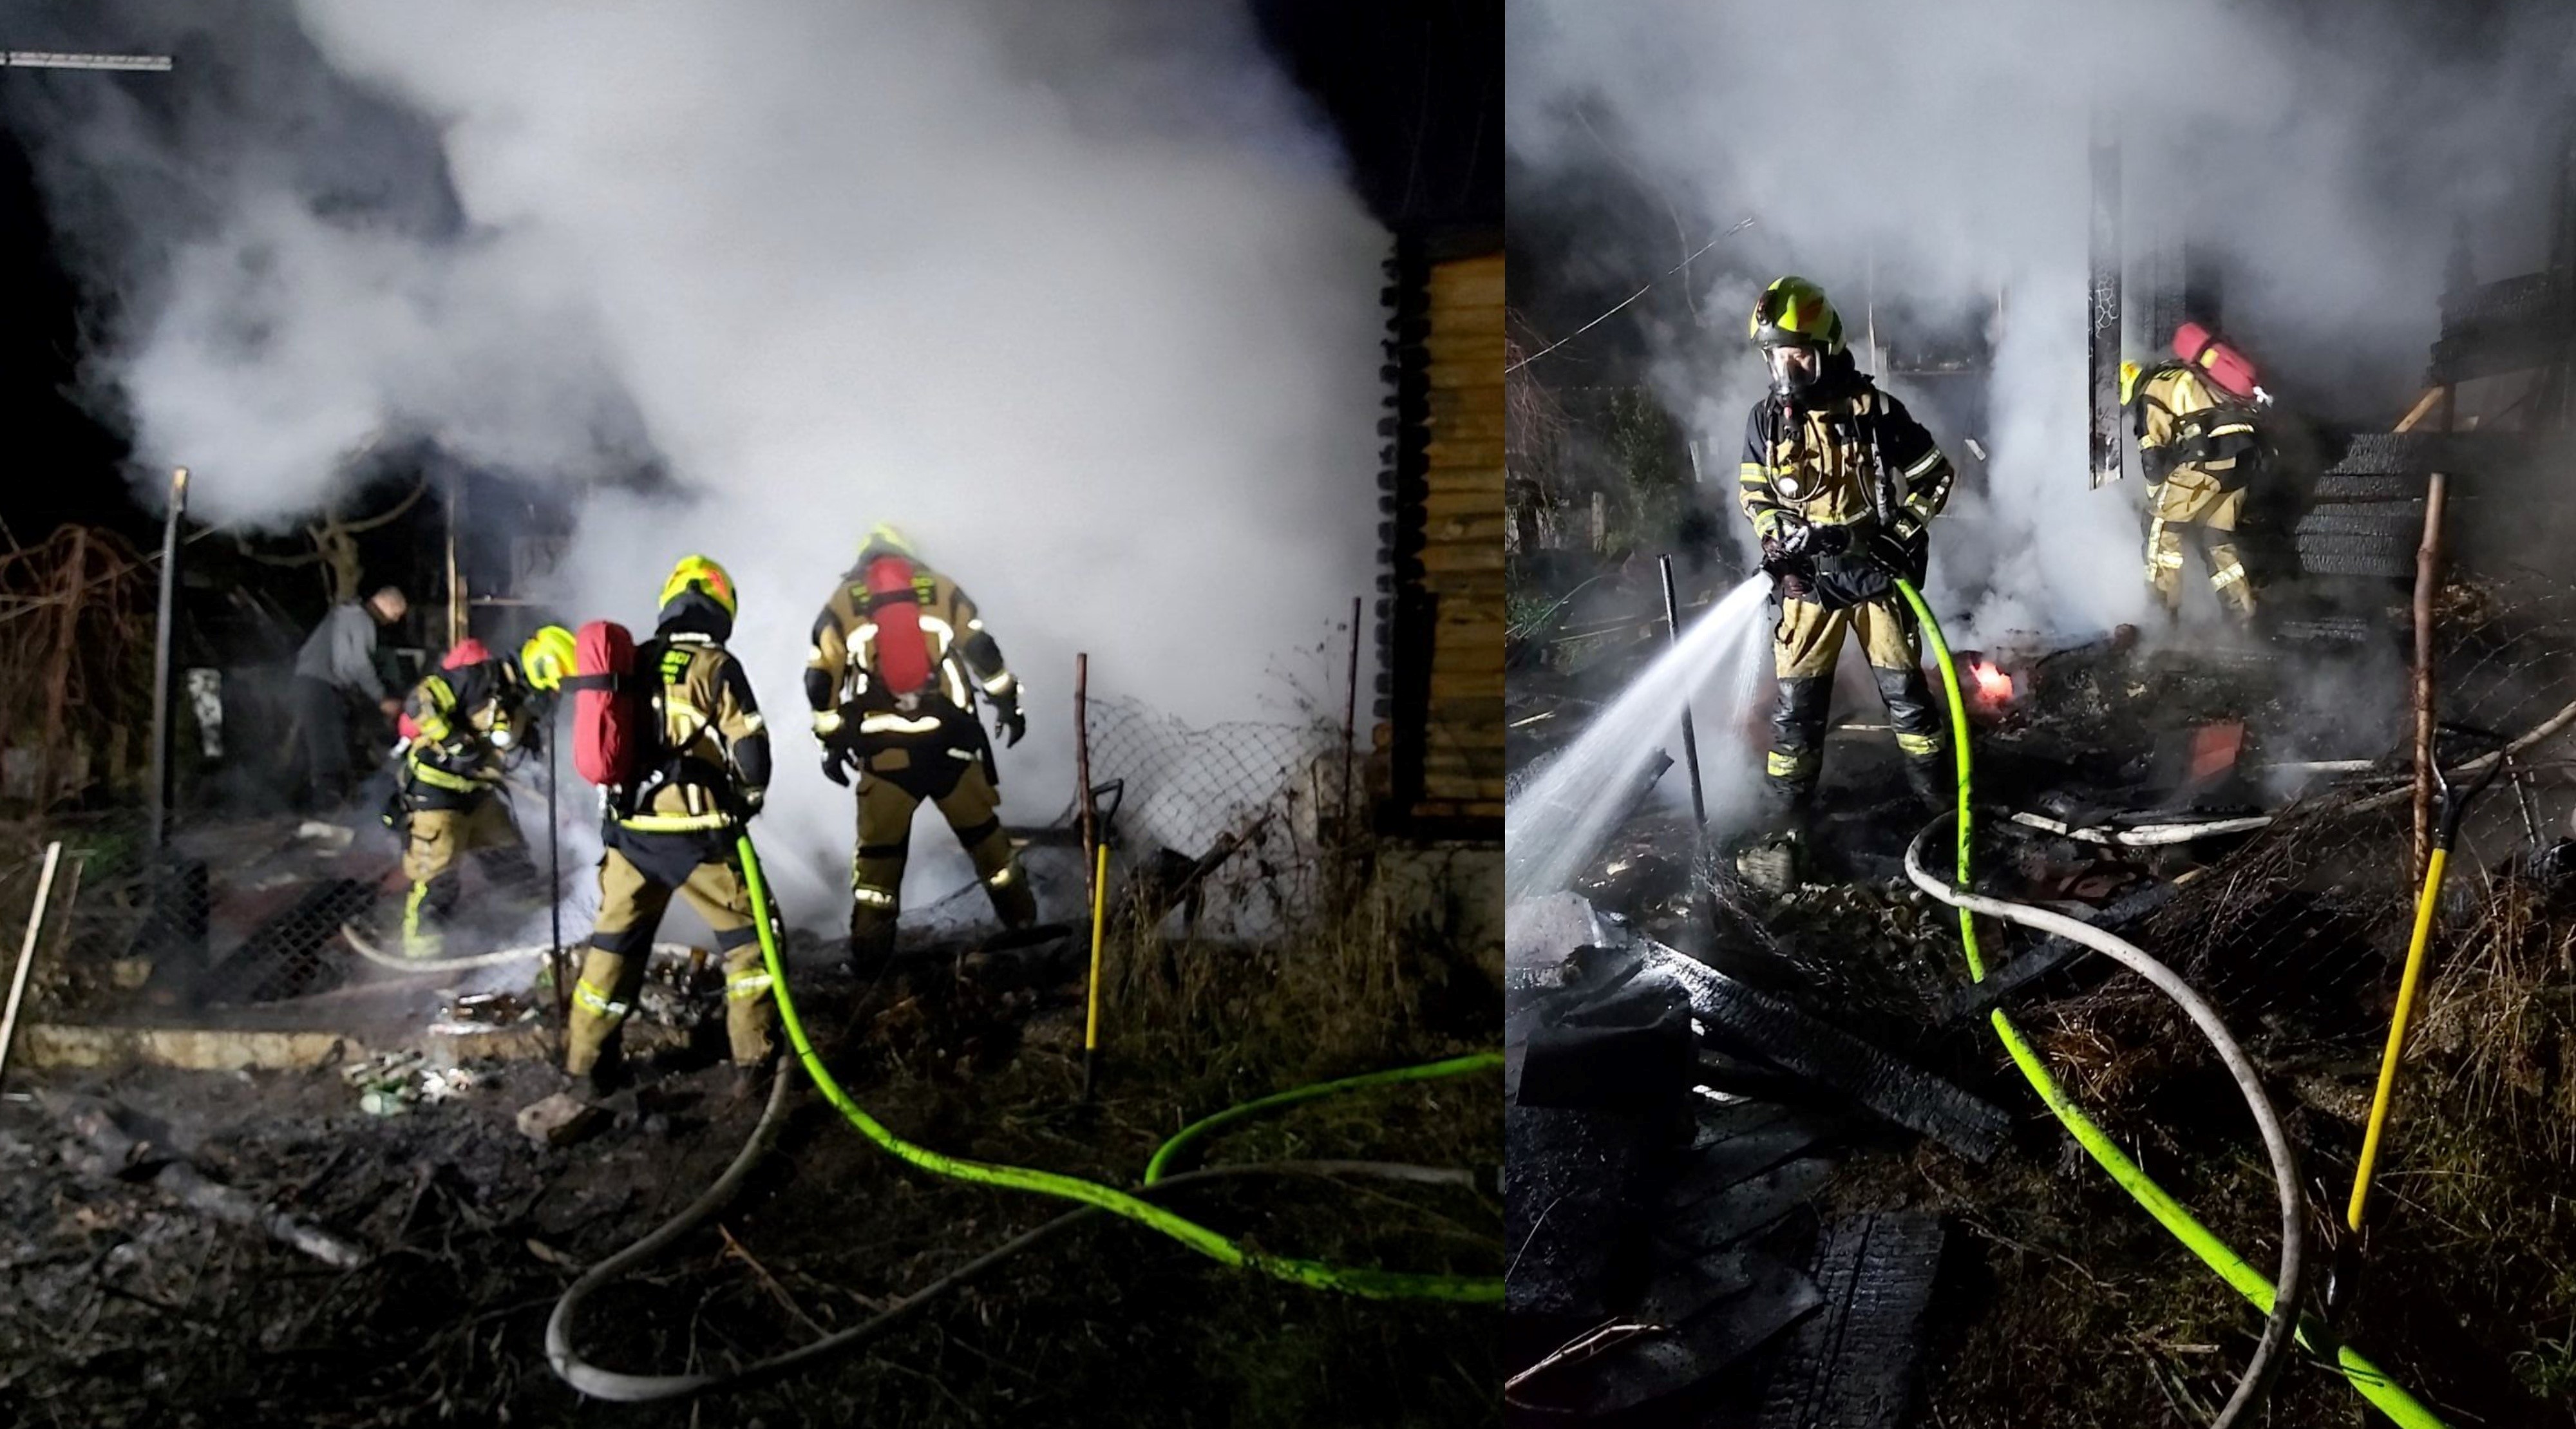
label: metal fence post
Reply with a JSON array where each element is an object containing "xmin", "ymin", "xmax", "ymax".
[{"xmin": 147, "ymin": 468, "xmax": 187, "ymax": 854}]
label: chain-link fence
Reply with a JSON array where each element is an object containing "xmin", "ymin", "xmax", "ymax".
[
  {"xmin": 1, "ymin": 681, "xmax": 1359, "ymax": 1036},
  {"xmin": 1075, "ymin": 692, "xmax": 1357, "ymax": 936}
]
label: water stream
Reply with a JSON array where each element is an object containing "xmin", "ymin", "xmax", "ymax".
[{"xmin": 1506, "ymin": 574, "xmax": 1776, "ymax": 899}]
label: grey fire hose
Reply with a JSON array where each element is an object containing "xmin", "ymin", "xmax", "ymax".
[
  {"xmin": 1901, "ymin": 820, "xmax": 2307, "ymax": 1428},
  {"xmin": 544, "ymin": 1057, "xmax": 1473, "ymax": 1402}
]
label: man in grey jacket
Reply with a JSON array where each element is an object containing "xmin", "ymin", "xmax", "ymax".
[{"xmin": 290, "ymin": 587, "xmax": 407, "ymax": 811}]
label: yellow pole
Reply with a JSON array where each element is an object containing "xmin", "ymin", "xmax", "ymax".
[
  {"xmin": 2347, "ymin": 846, "xmax": 2448, "ymax": 1232},
  {"xmin": 1083, "ymin": 842, "xmax": 1110, "ymax": 1099}
]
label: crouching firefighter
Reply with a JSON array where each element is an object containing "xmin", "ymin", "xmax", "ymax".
[
  {"xmin": 387, "ymin": 630, "xmax": 569, "ymax": 958},
  {"xmin": 564, "ymin": 556, "xmax": 776, "ymax": 1090},
  {"xmin": 2123, "ymin": 327, "xmax": 2262, "ymax": 621},
  {"xmin": 1737, "ymin": 276, "xmax": 1959, "ymax": 885},
  {"xmin": 806, "ymin": 524, "xmax": 1034, "ymax": 965}
]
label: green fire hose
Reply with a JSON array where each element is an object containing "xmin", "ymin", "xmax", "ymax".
[
  {"xmin": 737, "ymin": 834, "xmax": 1502, "ymax": 1303},
  {"xmin": 1890, "ymin": 580, "xmax": 2447, "ymax": 1429}
]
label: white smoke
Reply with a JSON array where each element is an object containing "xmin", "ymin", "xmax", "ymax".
[
  {"xmin": 1510, "ymin": 0, "xmax": 2576, "ymax": 648},
  {"xmin": 15, "ymin": 1, "xmax": 1390, "ymax": 930}
]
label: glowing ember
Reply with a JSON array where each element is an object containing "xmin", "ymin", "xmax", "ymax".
[{"xmin": 1970, "ymin": 659, "xmax": 2014, "ymax": 705}]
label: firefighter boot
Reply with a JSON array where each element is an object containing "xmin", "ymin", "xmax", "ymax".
[
  {"xmin": 564, "ymin": 945, "xmax": 637, "ymax": 1080},
  {"xmin": 719, "ymin": 937, "xmax": 775, "ymax": 1068},
  {"xmin": 1743, "ymin": 675, "xmax": 1828, "ymax": 895},
  {"xmin": 1759, "ymin": 676, "xmax": 1829, "ymax": 826}
]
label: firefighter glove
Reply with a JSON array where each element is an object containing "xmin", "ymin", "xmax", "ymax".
[
  {"xmin": 1865, "ymin": 522, "xmax": 1925, "ymax": 582},
  {"xmin": 820, "ymin": 745, "xmax": 854, "ymax": 787},
  {"xmin": 992, "ymin": 692, "xmax": 1026, "ymax": 749}
]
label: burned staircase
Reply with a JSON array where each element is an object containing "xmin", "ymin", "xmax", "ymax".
[{"xmin": 2287, "ymin": 160, "xmax": 2576, "ymax": 587}]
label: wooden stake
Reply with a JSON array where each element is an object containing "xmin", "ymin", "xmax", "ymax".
[
  {"xmin": 2412, "ymin": 390, "xmax": 2454, "ymax": 881},
  {"xmin": 0, "ymin": 842, "xmax": 65, "ymax": 1092}
]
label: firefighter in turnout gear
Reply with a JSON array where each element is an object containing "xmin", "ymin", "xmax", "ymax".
[
  {"xmin": 806, "ymin": 524, "xmax": 1034, "ymax": 964},
  {"xmin": 565, "ymin": 558, "xmax": 777, "ymax": 1086},
  {"xmin": 1736, "ymin": 277, "xmax": 1960, "ymax": 887},
  {"xmin": 2125, "ymin": 350, "xmax": 2259, "ymax": 621},
  {"xmin": 390, "ymin": 634, "xmax": 558, "ymax": 958}
]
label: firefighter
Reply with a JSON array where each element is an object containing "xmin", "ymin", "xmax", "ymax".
[
  {"xmin": 1736, "ymin": 276, "xmax": 1959, "ymax": 889},
  {"xmin": 565, "ymin": 557, "xmax": 776, "ymax": 1090},
  {"xmin": 806, "ymin": 524, "xmax": 1033, "ymax": 965},
  {"xmin": 2124, "ymin": 348, "xmax": 2260, "ymax": 621},
  {"xmin": 390, "ymin": 627, "xmax": 569, "ymax": 958}
]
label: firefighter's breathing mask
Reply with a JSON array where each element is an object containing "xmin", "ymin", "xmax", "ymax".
[{"xmin": 1765, "ymin": 343, "xmax": 1822, "ymax": 399}]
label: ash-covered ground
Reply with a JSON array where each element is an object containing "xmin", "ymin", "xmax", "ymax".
[
  {"xmin": 1504, "ymin": 563, "xmax": 2576, "ymax": 1426},
  {"xmin": 0, "ymin": 866, "xmax": 1504, "ymax": 1429}
]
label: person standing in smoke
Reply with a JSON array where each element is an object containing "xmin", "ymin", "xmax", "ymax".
[
  {"xmin": 1734, "ymin": 276, "xmax": 1959, "ymax": 891},
  {"xmin": 289, "ymin": 586, "xmax": 407, "ymax": 812},
  {"xmin": 2123, "ymin": 336, "xmax": 2262, "ymax": 622},
  {"xmin": 386, "ymin": 629, "xmax": 567, "ymax": 958},
  {"xmin": 565, "ymin": 557, "xmax": 776, "ymax": 1094},
  {"xmin": 806, "ymin": 524, "xmax": 1034, "ymax": 969}
]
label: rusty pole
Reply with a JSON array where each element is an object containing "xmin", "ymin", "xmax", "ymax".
[
  {"xmin": 1341, "ymin": 595, "xmax": 1362, "ymax": 838},
  {"xmin": 40, "ymin": 527, "xmax": 87, "ymax": 804},
  {"xmin": 146, "ymin": 468, "xmax": 187, "ymax": 853},
  {"xmin": 444, "ymin": 475, "xmax": 468, "ymax": 647},
  {"xmin": 1075, "ymin": 652, "xmax": 1095, "ymax": 904},
  {"xmin": 2411, "ymin": 453, "xmax": 2451, "ymax": 883}
]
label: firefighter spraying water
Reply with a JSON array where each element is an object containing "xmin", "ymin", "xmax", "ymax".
[{"xmin": 1735, "ymin": 276, "xmax": 1962, "ymax": 891}]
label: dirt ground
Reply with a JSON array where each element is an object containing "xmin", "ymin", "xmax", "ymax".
[{"xmin": 0, "ymin": 950, "xmax": 1504, "ymax": 1428}]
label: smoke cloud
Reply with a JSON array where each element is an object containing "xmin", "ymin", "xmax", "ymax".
[
  {"xmin": 10, "ymin": 1, "xmax": 1390, "ymax": 927},
  {"xmin": 1508, "ymin": 0, "xmax": 2576, "ymax": 647}
]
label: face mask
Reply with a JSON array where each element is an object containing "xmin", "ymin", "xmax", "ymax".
[{"xmin": 1766, "ymin": 345, "xmax": 1821, "ymax": 398}]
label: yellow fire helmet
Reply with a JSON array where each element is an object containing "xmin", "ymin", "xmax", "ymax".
[
  {"xmin": 1749, "ymin": 275, "xmax": 1846, "ymax": 355},
  {"xmin": 860, "ymin": 522, "xmax": 917, "ymax": 560},
  {"xmin": 659, "ymin": 554, "xmax": 739, "ymax": 620},
  {"xmin": 2119, "ymin": 360, "xmax": 2145, "ymax": 407},
  {"xmin": 518, "ymin": 624, "xmax": 576, "ymax": 693}
]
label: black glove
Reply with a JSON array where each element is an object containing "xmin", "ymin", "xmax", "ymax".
[
  {"xmin": 820, "ymin": 745, "xmax": 853, "ymax": 787},
  {"xmin": 992, "ymin": 694, "xmax": 1026, "ymax": 749},
  {"xmin": 1866, "ymin": 513, "xmax": 1927, "ymax": 582}
]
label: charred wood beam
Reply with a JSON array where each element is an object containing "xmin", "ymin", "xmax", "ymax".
[
  {"xmin": 48, "ymin": 1095, "xmax": 367, "ymax": 1270},
  {"xmin": 1636, "ymin": 940, "xmax": 2009, "ymax": 1162}
]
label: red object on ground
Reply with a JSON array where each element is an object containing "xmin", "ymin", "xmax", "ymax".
[
  {"xmin": 2173, "ymin": 323, "xmax": 2260, "ymax": 401},
  {"xmin": 571, "ymin": 620, "xmax": 641, "ymax": 787},
  {"xmin": 864, "ymin": 556, "xmax": 931, "ymax": 697},
  {"xmin": 2189, "ymin": 720, "xmax": 2247, "ymax": 785}
]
